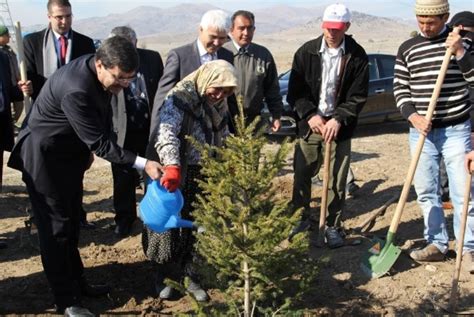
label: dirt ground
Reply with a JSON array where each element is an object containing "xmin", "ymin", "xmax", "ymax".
[{"xmin": 1, "ymin": 121, "xmax": 473, "ymax": 316}]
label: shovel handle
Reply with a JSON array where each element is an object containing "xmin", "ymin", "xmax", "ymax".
[
  {"xmin": 14, "ymin": 21, "xmax": 32, "ymax": 110},
  {"xmin": 317, "ymin": 141, "xmax": 332, "ymax": 246},
  {"xmin": 448, "ymin": 167, "xmax": 473, "ymax": 310},
  {"xmin": 388, "ymin": 38, "xmax": 457, "ymax": 236}
]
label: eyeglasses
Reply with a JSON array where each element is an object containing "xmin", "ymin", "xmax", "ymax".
[
  {"xmin": 104, "ymin": 67, "xmax": 136, "ymax": 84},
  {"xmin": 50, "ymin": 14, "xmax": 73, "ymax": 21}
]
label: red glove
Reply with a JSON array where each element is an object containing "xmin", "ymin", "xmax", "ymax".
[{"xmin": 160, "ymin": 165, "xmax": 181, "ymax": 192}]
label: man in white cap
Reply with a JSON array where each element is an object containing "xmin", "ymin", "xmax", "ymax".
[
  {"xmin": 393, "ymin": 0, "xmax": 474, "ymax": 273},
  {"xmin": 287, "ymin": 3, "xmax": 369, "ymax": 248}
]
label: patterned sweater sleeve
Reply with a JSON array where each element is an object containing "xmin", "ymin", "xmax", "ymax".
[
  {"xmin": 393, "ymin": 43, "xmax": 416, "ymax": 120},
  {"xmin": 155, "ymin": 97, "xmax": 184, "ymax": 166}
]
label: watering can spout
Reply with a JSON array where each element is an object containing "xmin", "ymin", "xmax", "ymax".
[{"xmin": 165, "ymin": 215, "xmax": 195, "ymax": 230}]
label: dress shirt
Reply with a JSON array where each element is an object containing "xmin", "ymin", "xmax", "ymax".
[
  {"xmin": 318, "ymin": 39, "xmax": 345, "ymax": 117},
  {"xmin": 197, "ymin": 39, "xmax": 216, "ymax": 64}
]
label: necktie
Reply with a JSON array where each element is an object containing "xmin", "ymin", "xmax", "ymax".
[
  {"xmin": 238, "ymin": 47, "xmax": 248, "ymax": 55},
  {"xmin": 59, "ymin": 35, "xmax": 67, "ymax": 65}
]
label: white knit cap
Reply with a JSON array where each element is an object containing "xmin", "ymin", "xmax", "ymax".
[{"xmin": 415, "ymin": 0, "xmax": 450, "ymax": 16}]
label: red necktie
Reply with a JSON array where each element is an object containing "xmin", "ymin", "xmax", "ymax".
[{"xmin": 59, "ymin": 35, "xmax": 67, "ymax": 65}]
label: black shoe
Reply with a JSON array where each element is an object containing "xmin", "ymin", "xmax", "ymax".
[
  {"xmin": 0, "ymin": 241, "xmax": 7, "ymax": 249},
  {"xmin": 325, "ymin": 227, "xmax": 344, "ymax": 249},
  {"xmin": 79, "ymin": 280, "xmax": 110, "ymax": 297},
  {"xmin": 63, "ymin": 305, "xmax": 95, "ymax": 317},
  {"xmin": 80, "ymin": 220, "xmax": 96, "ymax": 229},
  {"xmin": 346, "ymin": 183, "xmax": 360, "ymax": 198},
  {"xmin": 114, "ymin": 222, "xmax": 132, "ymax": 237}
]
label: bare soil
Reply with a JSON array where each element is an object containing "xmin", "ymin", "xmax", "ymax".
[{"xmin": 1, "ymin": 121, "xmax": 473, "ymax": 316}]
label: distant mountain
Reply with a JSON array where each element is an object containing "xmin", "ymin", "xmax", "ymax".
[
  {"xmin": 21, "ymin": 2, "xmax": 416, "ymax": 69},
  {"xmin": 23, "ymin": 3, "xmax": 415, "ymax": 42},
  {"xmin": 74, "ymin": 3, "xmax": 222, "ymax": 39}
]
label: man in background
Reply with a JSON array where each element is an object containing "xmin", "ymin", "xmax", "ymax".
[
  {"xmin": 287, "ymin": 3, "xmax": 369, "ymax": 248},
  {"xmin": 0, "ymin": 25, "xmax": 23, "ymax": 123},
  {"xmin": 23, "ymin": 0, "xmax": 96, "ymax": 228},
  {"xmin": 224, "ymin": 10, "xmax": 282, "ymax": 132},
  {"xmin": 147, "ymin": 9, "xmax": 233, "ymax": 160},
  {"xmin": 23, "ymin": 0, "xmax": 95, "ymax": 103},
  {"xmin": 109, "ymin": 26, "xmax": 163, "ymax": 238}
]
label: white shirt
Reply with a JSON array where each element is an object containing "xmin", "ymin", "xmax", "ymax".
[
  {"xmin": 197, "ymin": 39, "xmax": 216, "ymax": 64},
  {"xmin": 318, "ymin": 39, "xmax": 345, "ymax": 117}
]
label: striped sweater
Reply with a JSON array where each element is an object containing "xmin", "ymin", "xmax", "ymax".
[{"xmin": 394, "ymin": 28, "xmax": 473, "ymax": 128}]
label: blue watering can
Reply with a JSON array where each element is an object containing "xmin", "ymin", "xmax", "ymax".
[{"xmin": 139, "ymin": 180, "xmax": 194, "ymax": 233}]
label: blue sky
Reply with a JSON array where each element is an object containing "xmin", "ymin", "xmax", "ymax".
[{"xmin": 6, "ymin": 0, "xmax": 474, "ymax": 27}]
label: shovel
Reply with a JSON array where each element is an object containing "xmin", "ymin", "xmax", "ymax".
[
  {"xmin": 448, "ymin": 162, "xmax": 473, "ymax": 312},
  {"xmin": 361, "ymin": 41, "xmax": 457, "ymax": 279},
  {"xmin": 14, "ymin": 21, "xmax": 32, "ymax": 118},
  {"xmin": 316, "ymin": 141, "xmax": 332, "ymax": 247}
]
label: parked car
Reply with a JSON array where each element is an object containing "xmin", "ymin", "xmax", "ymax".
[{"xmin": 262, "ymin": 53, "xmax": 400, "ymax": 136}]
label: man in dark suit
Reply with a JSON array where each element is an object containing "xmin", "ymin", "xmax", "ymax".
[
  {"xmin": 108, "ymin": 26, "xmax": 164, "ymax": 238},
  {"xmin": 22, "ymin": 0, "xmax": 96, "ymax": 229},
  {"xmin": 0, "ymin": 51, "xmax": 32, "ymax": 192},
  {"xmin": 7, "ymin": 37, "xmax": 162, "ymax": 316},
  {"xmin": 147, "ymin": 9, "xmax": 233, "ymax": 160},
  {"xmin": 23, "ymin": 0, "xmax": 95, "ymax": 103}
]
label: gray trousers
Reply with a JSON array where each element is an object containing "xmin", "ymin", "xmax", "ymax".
[{"xmin": 292, "ymin": 133, "xmax": 351, "ymax": 227}]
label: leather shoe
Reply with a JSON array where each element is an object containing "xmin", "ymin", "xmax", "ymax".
[
  {"xmin": 80, "ymin": 280, "xmax": 110, "ymax": 297},
  {"xmin": 63, "ymin": 305, "xmax": 94, "ymax": 317},
  {"xmin": 410, "ymin": 244, "xmax": 445, "ymax": 262},
  {"xmin": 187, "ymin": 281, "xmax": 209, "ymax": 302}
]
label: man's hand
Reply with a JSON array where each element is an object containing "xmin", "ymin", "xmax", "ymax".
[
  {"xmin": 271, "ymin": 118, "xmax": 281, "ymax": 132},
  {"xmin": 465, "ymin": 151, "xmax": 474, "ymax": 174},
  {"xmin": 307, "ymin": 115, "xmax": 327, "ymax": 135},
  {"xmin": 144, "ymin": 160, "xmax": 163, "ymax": 180},
  {"xmin": 322, "ymin": 118, "xmax": 341, "ymax": 142},
  {"xmin": 18, "ymin": 80, "xmax": 33, "ymax": 96},
  {"xmin": 445, "ymin": 28, "xmax": 464, "ymax": 58},
  {"xmin": 408, "ymin": 113, "xmax": 431, "ymax": 136}
]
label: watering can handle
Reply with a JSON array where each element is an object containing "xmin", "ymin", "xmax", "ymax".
[{"xmin": 388, "ymin": 29, "xmax": 459, "ymax": 238}]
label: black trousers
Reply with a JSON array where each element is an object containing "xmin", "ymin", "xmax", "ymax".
[
  {"xmin": 111, "ymin": 130, "xmax": 148, "ymax": 226},
  {"xmin": 24, "ymin": 177, "xmax": 84, "ymax": 308}
]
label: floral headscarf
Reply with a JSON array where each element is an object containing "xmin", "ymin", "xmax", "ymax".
[{"xmin": 166, "ymin": 60, "xmax": 238, "ymax": 145}]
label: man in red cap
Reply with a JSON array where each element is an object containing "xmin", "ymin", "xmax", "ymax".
[{"xmin": 287, "ymin": 3, "xmax": 369, "ymax": 248}]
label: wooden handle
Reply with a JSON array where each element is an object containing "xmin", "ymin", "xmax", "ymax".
[
  {"xmin": 448, "ymin": 172, "xmax": 471, "ymax": 311},
  {"xmin": 14, "ymin": 21, "xmax": 31, "ymax": 110},
  {"xmin": 388, "ymin": 41, "xmax": 456, "ymax": 235},
  {"xmin": 317, "ymin": 141, "xmax": 332, "ymax": 246},
  {"xmin": 355, "ymin": 195, "xmax": 397, "ymax": 233}
]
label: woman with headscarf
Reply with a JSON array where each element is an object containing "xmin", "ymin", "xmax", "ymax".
[{"xmin": 142, "ymin": 60, "xmax": 237, "ymax": 302}]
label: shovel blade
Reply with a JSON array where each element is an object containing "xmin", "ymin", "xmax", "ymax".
[{"xmin": 361, "ymin": 236, "xmax": 401, "ymax": 279}]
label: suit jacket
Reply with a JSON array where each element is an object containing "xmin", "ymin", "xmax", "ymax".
[
  {"xmin": 0, "ymin": 51, "xmax": 23, "ymax": 151},
  {"xmin": 147, "ymin": 41, "xmax": 233, "ymax": 159},
  {"xmin": 23, "ymin": 28, "xmax": 95, "ymax": 101},
  {"xmin": 111, "ymin": 48, "xmax": 163, "ymax": 147},
  {"xmin": 8, "ymin": 55, "xmax": 136, "ymax": 198}
]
